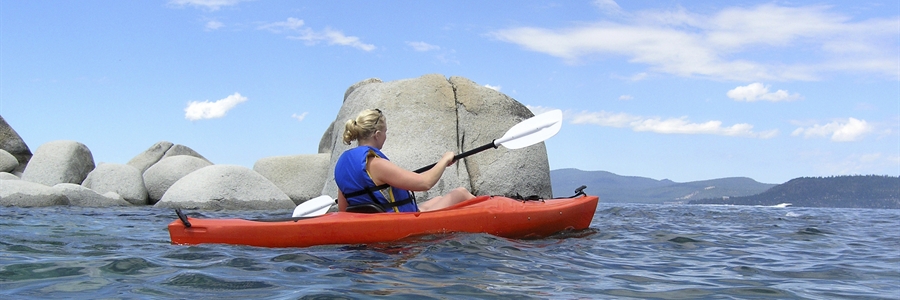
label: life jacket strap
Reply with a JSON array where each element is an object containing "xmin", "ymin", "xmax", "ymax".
[{"xmin": 344, "ymin": 186, "xmax": 415, "ymax": 210}]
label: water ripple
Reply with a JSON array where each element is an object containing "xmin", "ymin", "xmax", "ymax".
[{"xmin": 0, "ymin": 204, "xmax": 897, "ymax": 298}]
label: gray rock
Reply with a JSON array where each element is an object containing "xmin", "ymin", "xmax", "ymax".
[
  {"xmin": 318, "ymin": 78, "xmax": 384, "ymax": 154},
  {"xmin": 127, "ymin": 141, "xmax": 210, "ymax": 174},
  {"xmin": 254, "ymin": 153, "xmax": 330, "ymax": 205},
  {"xmin": 321, "ymin": 74, "xmax": 469, "ymax": 200},
  {"xmin": 143, "ymin": 155, "xmax": 212, "ymax": 204},
  {"xmin": 163, "ymin": 144, "xmax": 209, "ymax": 162},
  {"xmin": 317, "ymin": 121, "xmax": 336, "ymax": 154},
  {"xmin": 0, "ymin": 115, "xmax": 32, "ymax": 174},
  {"xmin": 127, "ymin": 141, "xmax": 173, "ymax": 173},
  {"xmin": 451, "ymin": 76, "xmax": 552, "ymax": 198},
  {"xmin": 0, "ymin": 172, "xmax": 19, "ymax": 180},
  {"xmin": 343, "ymin": 77, "xmax": 383, "ymax": 102},
  {"xmin": 82, "ymin": 163, "xmax": 149, "ymax": 205},
  {"xmin": 52, "ymin": 183, "xmax": 131, "ymax": 207},
  {"xmin": 320, "ymin": 74, "xmax": 552, "ymax": 200},
  {"xmin": 0, "ymin": 179, "xmax": 69, "ymax": 207},
  {"xmin": 155, "ymin": 165, "xmax": 295, "ymax": 210},
  {"xmin": 0, "ymin": 149, "xmax": 17, "ymax": 173},
  {"xmin": 21, "ymin": 140, "xmax": 95, "ymax": 186}
]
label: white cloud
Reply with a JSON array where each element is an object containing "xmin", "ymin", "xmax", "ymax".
[
  {"xmin": 407, "ymin": 41, "xmax": 440, "ymax": 52},
  {"xmin": 291, "ymin": 112, "xmax": 308, "ymax": 122},
  {"xmin": 571, "ymin": 110, "xmax": 777, "ymax": 138},
  {"xmin": 571, "ymin": 110, "xmax": 642, "ymax": 127},
  {"xmin": 525, "ymin": 105, "xmax": 556, "ymax": 116},
  {"xmin": 611, "ymin": 72, "xmax": 649, "ymax": 81},
  {"xmin": 593, "ymin": 0, "xmax": 623, "ymax": 14},
  {"xmin": 259, "ymin": 18, "xmax": 376, "ymax": 51},
  {"xmin": 629, "ymin": 73, "xmax": 648, "ymax": 81},
  {"xmin": 184, "ymin": 93, "xmax": 248, "ymax": 121},
  {"xmin": 491, "ymin": 4, "xmax": 900, "ymax": 81},
  {"xmin": 816, "ymin": 152, "xmax": 900, "ymax": 176},
  {"xmin": 727, "ymin": 82, "xmax": 802, "ymax": 102},
  {"xmin": 205, "ymin": 20, "xmax": 224, "ymax": 31},
  {"xmin": 169, "ymin": 0, "xmax": 249, "ymax": 10},
  {"xmin": 258, "ymin": 17, "xmax": 305, "ymax": 33},
  {"xmin": 791, "ymin": 118, "xmax": 873, "ymax": 142},
  {"xmin": 484, "ymin": 84, "xmax": 501, "ymax": 91},
  {"xmin": 618, "ymin": 95, "xmax": 633, "ymax": 101}
]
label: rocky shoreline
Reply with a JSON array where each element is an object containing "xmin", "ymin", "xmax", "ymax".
[
  {"xmin": 1, "ymin": 74, "xmax": 553, "ymax": 210},
  {"xmin": 0, "ymin": 138, "xmax": 332, "ymax": 210}
]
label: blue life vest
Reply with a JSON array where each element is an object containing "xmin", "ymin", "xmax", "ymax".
[{"xmin": 334, "ymin": 146, "xmax": 418, "ymax": 212}]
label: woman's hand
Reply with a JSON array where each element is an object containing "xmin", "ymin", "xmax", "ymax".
[{"xmin": 441, "ymin": 151, "xmax": 456, "ymax": 166}]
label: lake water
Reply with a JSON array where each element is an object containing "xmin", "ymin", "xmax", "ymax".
[{"xmin": 1, "ymin": 203, "xmax": 898, "ymax": 299}]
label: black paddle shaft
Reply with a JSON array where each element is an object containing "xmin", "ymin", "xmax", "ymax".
[{"xmin": 413, "ymin": 140, "xmax": 498, "ymax": 173}]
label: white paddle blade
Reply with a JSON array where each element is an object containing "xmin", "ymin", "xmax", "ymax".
[
  {"xmin": 291, "ymin": 195, "xmax": 335, "ymax": 217},
  {"xmin": 496, "ymin": 109, "xmax": 563, "ymax": 149}
]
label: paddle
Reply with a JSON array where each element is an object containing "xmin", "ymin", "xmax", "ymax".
[
  {"xmin": 291, "ymin": 195, "xmax": 335, "ymax": 217},
  {"xmin": 291, "ymin": 109, "xmax": 563, "ymax": 217}
]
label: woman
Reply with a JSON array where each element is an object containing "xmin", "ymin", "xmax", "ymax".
[{"xmin": 334, "ymin": 108, "xmax": 475, "ymax": 213}]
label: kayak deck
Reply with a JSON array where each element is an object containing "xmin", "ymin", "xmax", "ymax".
[{"xmin": 168, "ymin": 195, "xmax": 599, "ymax": 248}]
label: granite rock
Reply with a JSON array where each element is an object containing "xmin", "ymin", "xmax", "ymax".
[
  {"xmin": 0, "ymin": 149, "xmax": 17, "ymax": 173},
  {"xmin": 0, "ymin": 115, "xmax": 32, "ymax": 174},
  {"xmin": 0, "ymin": 179, "xmax": 69, "ymax": 207},
  {"xmin": 127, "ymin": 141, "xmax": 210, "ymax": 174},
  {"xmin": 82, "ymin": 163, "xmax": 149, "ymax": 205},
  {"xmin": 155, "ymin": 165, "xmax": 295, "ymax": 210},
  {"xmin": 319, "ymin": 74, "xmax": 552, "ymax": 200},
  {"xmin": 21, "ymin": 140, "xmax": 95, "ymax": 187},
  {"xmin": 254, "ymin": 153, "xmax": 330, "ymax": 205},
  {"xmin": 142, "ymin": 155, "xmax": 212, "ymax": 204},
  {"xmin": 53, "ymin": 183, "xmax": 131, "ymax": 207}
]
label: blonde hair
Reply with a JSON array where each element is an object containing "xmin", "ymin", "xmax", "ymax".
[{"xmin": 342, "ymin": 109, "xmax": 385, "ymax": 145}]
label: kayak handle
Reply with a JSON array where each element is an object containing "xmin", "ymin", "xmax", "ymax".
[
  {"xmin": 569, "ymin": 185, "xmax": 587, "ymax": 198},
  {"xmin": 176, "ymin": 209, "xmax": 191, "ymax": 228}
]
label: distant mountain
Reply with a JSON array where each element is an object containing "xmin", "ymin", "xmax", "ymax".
[
  {"xmin": 689, "ymin": 175, "xmax": 900, "ymax": 209},
  {"xmin": 550, "ymin": 168, "xmax": 776, "ymax": 203}
]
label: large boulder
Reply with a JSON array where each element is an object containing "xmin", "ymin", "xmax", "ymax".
[
  {"xmin": 320, "ymin": 74, "xmax": 552, "ymax": 200},
  {"xmin": 127, "ymin": 141, "xmax": 172, "ymax": 173},
  {"xmin": 451, "ymin": 76, "xmax": 552, "ymax": 198},
  {"xmin": 321, "ymin": 74, "xmax": 469, "ymax": 200},
  {"xmin": 0, "ymin": 180, "xmax": 69, "ymax": 207},
  {"xmin": 0, "ymin": 115, "xmax": 32, "ymax": 174},
  {"xmin": 21, "ymin": 140, "xmax": 95, "ymax": 186},
  {"xmin": 52, "ymin": 183, "xmax": 131, "ymax": 207},
  {"xmin": 0, "ymin": 172, "xmax": 19, "ymax": 180},
  {"xmin": 155, "ymin": 165, "xmax": 295, "ymax": 210},
  {"xmin": 127, "ymin": 141, "xmax": 210, "ymax": 174},
  {"xmin": 254, "ymin": 153, "xmax": 330, "ymax": 205},
  {"xmin": 142, "ymin": 155, "xmax": 212, "ymax": 204},
  {"xmin": 82, "ymin": 163, "xmax": 149, "ymax": 205},
  {"xmin": 0, "ymin": 149, "xmax": 17, "ymax": 173}
]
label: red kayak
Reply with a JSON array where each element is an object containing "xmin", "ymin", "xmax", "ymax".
[{"xmin": 168, "ymin": 195, "xmax": 599, "ymax": 248}]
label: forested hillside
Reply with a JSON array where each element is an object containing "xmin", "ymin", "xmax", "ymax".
[
  {"xmin": 689, "ymin": 175, "xmax": 900, "ymax": 209},
  {"xmin": 550, "ymin": 168, "xmax": 775, "ymax": 203}
]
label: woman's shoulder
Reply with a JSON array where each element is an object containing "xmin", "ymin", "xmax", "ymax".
[{"xmin": 339, "ymin": 145, "xmax": 385, "ymax": 159}]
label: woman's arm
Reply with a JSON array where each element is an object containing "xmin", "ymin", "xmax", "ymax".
[
  {"xmin": 368, "ymin": 152, "xmax": 455, "ymax": 192},
  {"xmin": 337, "ymin": 190, "xmax": 348, "ymax": 212}
]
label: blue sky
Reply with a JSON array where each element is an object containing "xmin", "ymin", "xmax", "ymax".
[{"xmin": 1, "ymin": 0, "xmax": 897, "ymax": 184}]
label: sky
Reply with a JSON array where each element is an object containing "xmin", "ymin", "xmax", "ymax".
[{"xmin": 1, "ymin": 0, "xmax": 898, "ymax": 184}]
